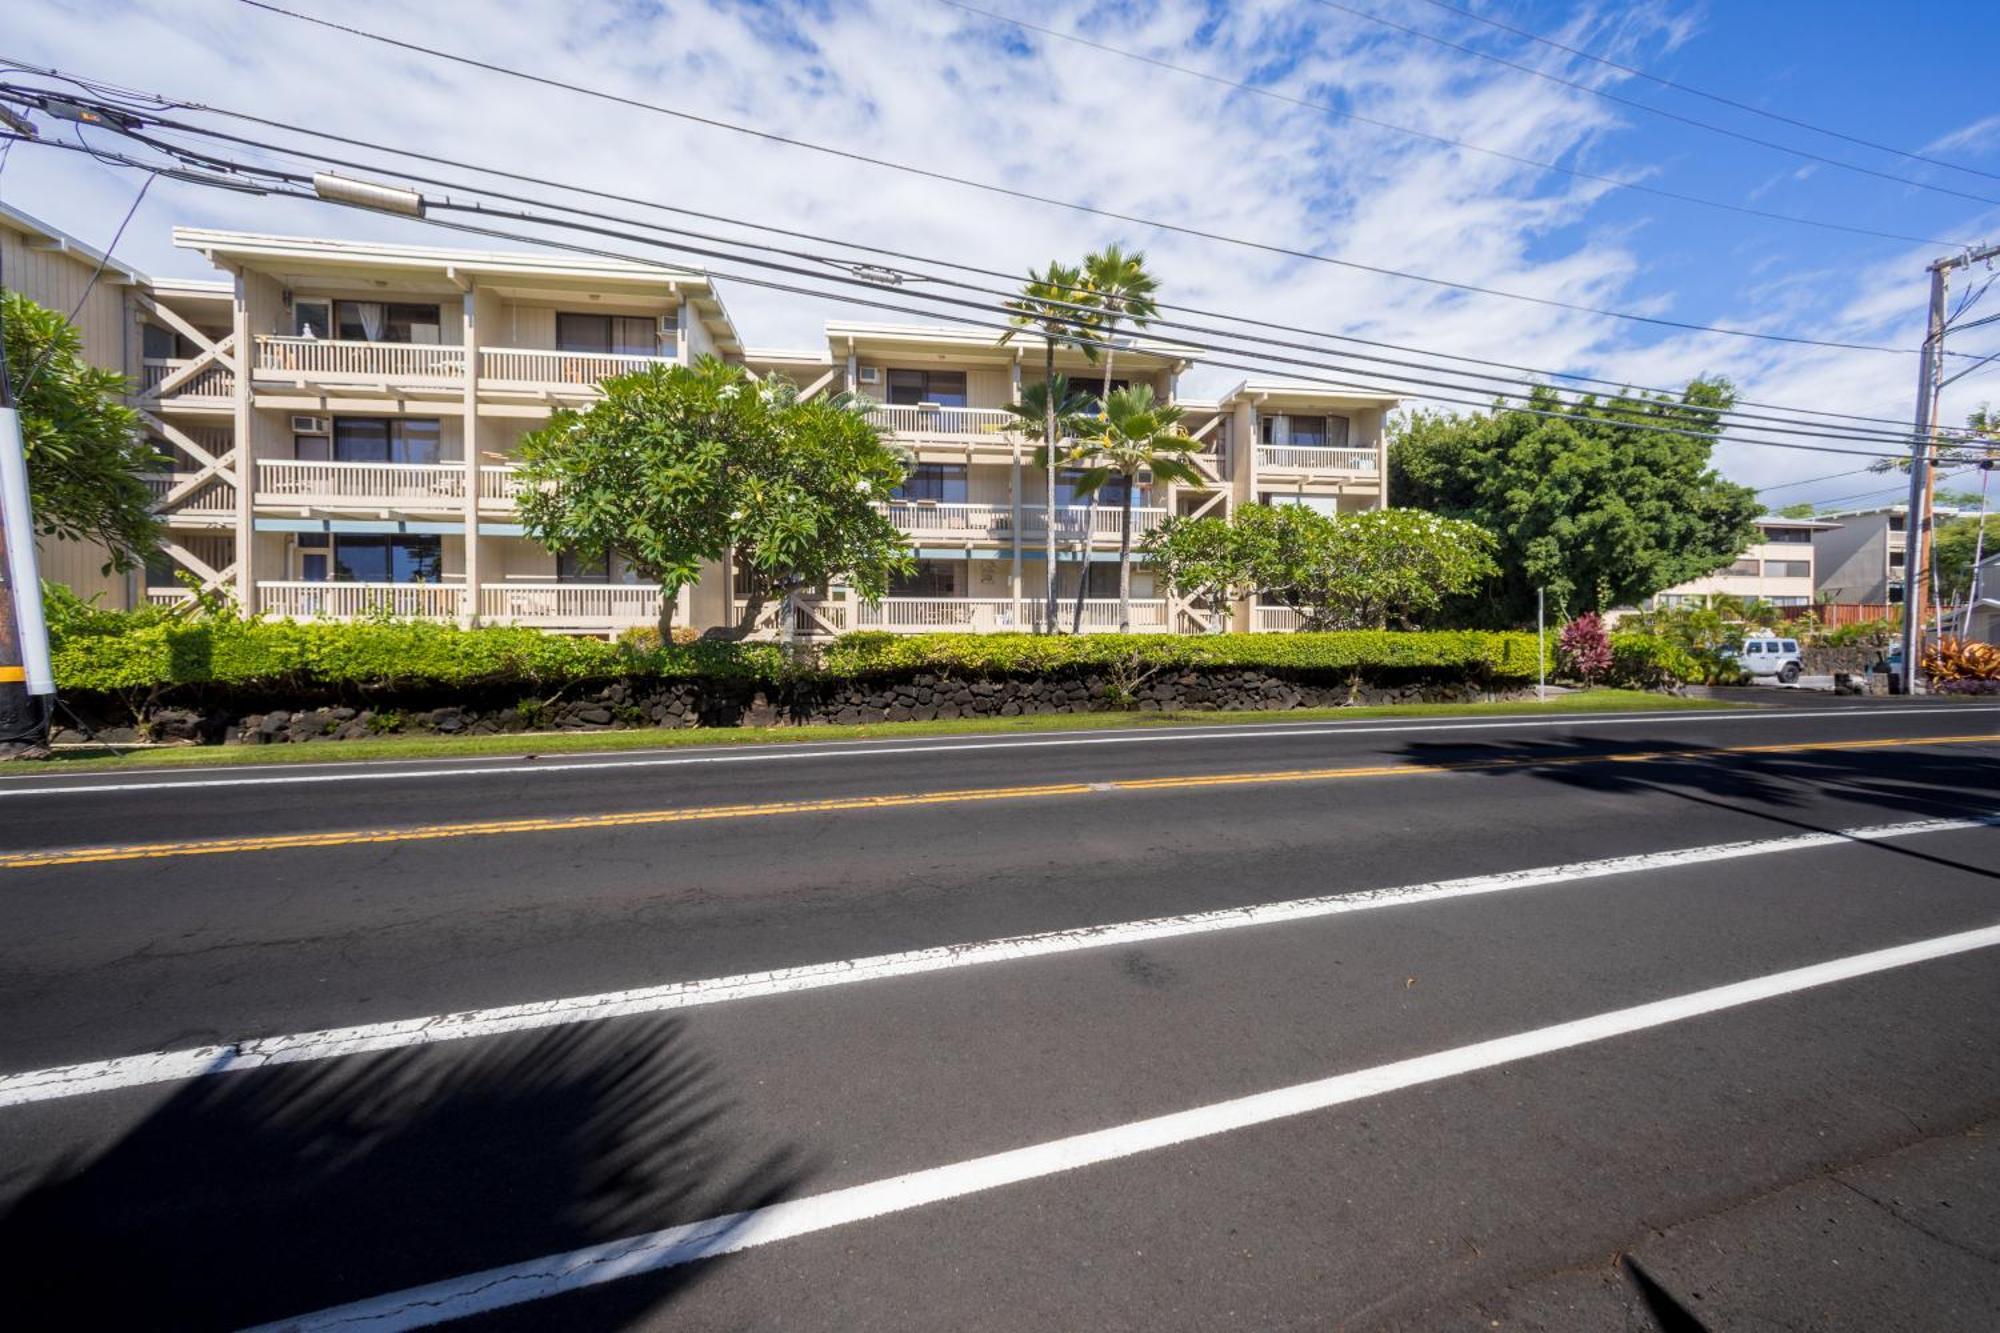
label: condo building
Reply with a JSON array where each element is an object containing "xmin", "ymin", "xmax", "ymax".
[
  {"xmin": 1645, "ymin": 514, "xmax": 1838, "ymax": 610},
  {"xmin": 7, "ymin": 207, "xmax": 1398, "ymax": 636},
  {"xmin": 1812, "ymin": 504, "xmax": 1967, "ymax": 606}
]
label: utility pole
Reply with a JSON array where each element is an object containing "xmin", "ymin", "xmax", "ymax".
[
  {"xmin": 0, "ymin": 394, "xmax": 56, "ymax": 756},
  {"xmin": 1897, "ymin": 242, "xmax": 2000, "ymax": 693}
]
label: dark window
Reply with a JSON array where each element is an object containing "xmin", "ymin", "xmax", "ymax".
[
  {"xmin": 144, "ymin": 550, "xmax": 178, "ymax": 587},
  {"xmin": 300, "ymin": 552, "xmax": 329, "ymax": 582},
  {"xmin": 1763, "ymin": 560, "xmax": 1811, "ymax": 579},
  {"xmin": 1055, "ymin": 468, "xmax": 1130, "ymax": 508},
  {"xmin": 1056, "ymin": 562, "xmax": 1120, "ymax": 598},
  {"xmin": 1762, "ymin": 527, "xmax": 1814, "ymax": 543},
  {"xmin": 293, "ymin": 300, "xmax": 331, "ymax": 339},
  {"xmin": 557, "ymin": 548, "xmax": 611, "ymax": 581},
  {"xmin": 888, "ymin": 559, "xmax": 963, "ymax": 597},
  {"xmin": 330, "ymin": 535, "xmax": 443, "ymax": 583},
  {"xmin": 141, "ymin": 324, "xmax": 179, "ymax": 360},
  {"xmin": 892, "ymin": 463, "xmax": 969, "ymax": 503},
  {"xmin": 330, "ymin": 417, "xmax": 443, "ymax": 464},
  {"xmin": 1726, "ymin": 559, "xmax": 1761, "ymax": 577},
  {"xmin": 334, "ymin": 301, "xmax": 442, "ymax": 344},
  {"xmin": 556, "ymin": 313, "xmax": 658, "ymax": 356},
  {"xmin": 885, "ymin": 369, "xmax": 967, "ymax": 407}
]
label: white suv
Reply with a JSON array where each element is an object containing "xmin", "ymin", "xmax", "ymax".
[{"xmin": 1733, "ymin": 635, "xmax": 1804, "ymax": 684}]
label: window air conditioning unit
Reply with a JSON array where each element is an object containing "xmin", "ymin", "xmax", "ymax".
[
  {"xmin": 291, "ymin": 414, "xmax": 330, "ymax": 434},
  {"xmin": 656, "ymin": 314, "xmax": 677, "ymax": 337},
  {"xmin": 856, "ymin": 366, "xmax": 880, "ymax": 386}
]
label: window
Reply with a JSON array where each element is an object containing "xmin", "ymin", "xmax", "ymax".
[
  {"xmin": 293, "ymin": 300, "xmax": 331, "ymax": 339},
  {"xmin": 1768, "ymin": 596, "xmax": 1809, "ymax": 607},
  {"xmin": 1727, "ymin": 559, "xmax": 1761, "ymax": 577},
  {"xmin": 1268, "ymin": 494, "xmax": 1340, "ymax": 517},
  {"xmin": 884, "ymin": 369, "xmax": 967, "ymax": 407},
  {"xmin": 1056, "ymin": 562, "xmax": 1120, "ymax": 599},
  {"xmin": 1761, "ymin": 527, "xmax": 1813, "ymax": 544},
  {"xmin": 328, "ymin": 417, "xmax": 443, "ymax": 465},
  {"xmin": 1260, "ymin": 414, "xmax": 1350, "ymax": 448},
  {"xmin": 1744, "ymin": 642, "xmax": 1763, "ymax": 654},
  {"xmin": 892, "ymin": 463, "xmax": 969, "ymax": 503},
  {"xmin": 1054, "ymin": 468, "xmax": 1132, "ymax": 508},
  {"xmin": 141, "ymin": 324, "xmax": 181, "ymax": 360},
  {"xmin": 1763, "ymin": 560, "xmax": 1811, "ymax": 579},
  {"xmin": 557, "ymin": 548, "xmax": 611, "ymax": 581},
  {"xmin": 334, "ymin": 301, "xmax": 442, "ymax": 344},
  {"xmin": 888, "ymin": 559, "xmax": 963, "ymax": 597},
  {"xmin": 328, "ymin": 535, "xmax": 443, "ymax": 583},
  {"xmin": 1781, "ymin": 640, "xmax": 1800, "ymax": 654},
  {"xmin": 555, "ymin": 313, "xmax": 658, "ymax": 356}
]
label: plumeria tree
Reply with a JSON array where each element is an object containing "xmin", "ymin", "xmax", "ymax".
[
  {"xmin": 1238, "ymin": 504, "xmax": 1498, "ymax": 630},
  {"xmin": 1142, "ymin": 513, "xmax": 1252, "ymax": 632}
]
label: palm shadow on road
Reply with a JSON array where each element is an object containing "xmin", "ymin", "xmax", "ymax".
[
  {"xmin": 0, "ymin": 1015, "xmax": 814, "ymax": 1330},
  {"xmin": 1385, "ymin": 734, "xmax": 2000, "ymax": 882}
]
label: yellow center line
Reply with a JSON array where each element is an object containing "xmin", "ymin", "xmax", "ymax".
[{"xmin": 3, "ymin": 731, "xmax": 1994, "ymax": 870}]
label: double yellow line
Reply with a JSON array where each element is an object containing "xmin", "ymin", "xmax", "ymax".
[{"xmin": 3, "ymin": 731, "xmax": 1993, "ymax": 870}]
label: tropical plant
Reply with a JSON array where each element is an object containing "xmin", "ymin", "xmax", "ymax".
[
  {"xmin": 1225, "ymin": 504, "xmax": 1497, "ymax": 630},
  {"xmin": 1006, "ymin": 379, "xmax": 1099, "ymax": 632},
  {"xmin": 1002, "ymin": 261, "xmax": 1096, "ymax": 630},
  {"xmin": 1071, "ymin": 387, "xmax": 1206, "ymax": 631},
  {"xmin": 1923, "ymin": 636, "xmax": 2000, "ymax": 683},
  {"xmin": 1390, "ymin": 378, "xmax": 1761, "ymax": 623},
  {"xmin": 1079, "ymin": 243, "xmax": 1159, "ymax": 406},
  {"xmin": 1142, "ymin": 514, "xmax": 1251, "ymax": 632},
  {"xmin": 1, "ymin": 290, "xmax": 162, "ymax": 572},
  {"xmin": 1557, "ymin": 613, "xmax": 1613, "ymax": 684}
]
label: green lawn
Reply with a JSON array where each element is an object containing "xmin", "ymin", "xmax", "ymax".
[{"xmin": 30, "ymin": 690, "xmax": 1737, "ymax": 773}]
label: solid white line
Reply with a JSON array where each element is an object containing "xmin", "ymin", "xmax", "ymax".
[
  {"xmin": 6, "ymin": 704, "xmax": 1996, "ymax": 797},
  {"xmin": 251, "ymin": 919, "xmax": 2000, "ymax": 1332},
  {"xmin": 1, "ymin": 812, "xmax": 1985, "ymax": 1110}
]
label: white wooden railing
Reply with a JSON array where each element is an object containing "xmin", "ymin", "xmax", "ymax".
[
  {"xmin": 479, "ymin": 347, "xmax": 675, "ymax": 387},
  {"xmin": 1254, "ymin": 604, "xmax": 1305, "ymax": 632},
  {"xmin": 146, "ymin": 587, "xmax": 195, "ymax": 608},
  {"xmin": 479, "ymin": 465, "xmax": 529, "ymax": 506},
  {"xmin": 855, "ymin": 598, "xmax": 1168, "ymax": 633},
  {"xmin": 145, "ymin": 474, "xmax": 237, "ymax": 516},
  {"xmin": 141, "ymin": 358, "xmax": 237, "ymax": 398},
  {"xmin": 1255, "ymin": 444, "xmax": 1377, "ymax": 473},
  {"xmin": 256, "ymin": 336, "xmax": 467, "ymax": 380},
  {"xmin": 731, "ymin": 599, "xmax": 849, "ymax": 635},
  {"xmin": 258, "ymin": 582, "xmax": 467, "ymax": 620},
  {"xmin": 255, "ymin": 459, "xmax": 466, "ymax": 507},
  {"xmin": 876, "ymin": 501, "xmax": 1167, "ymax": 540},
  {"xmin": 480, "ymin": 583, "xmax": 661, "ymax": 627},
  {"xmin": 864, "ymin": 404, "xmax": 1018, "ymax": 439}
]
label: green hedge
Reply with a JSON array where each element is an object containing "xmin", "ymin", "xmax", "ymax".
[
  {"xmin": 1607, "ymin": 633, "xmax": 1737, "ymax": 688},
  {"xmin": 820, "ymin": 631, "xmax": 1548, "ymax": 679}
]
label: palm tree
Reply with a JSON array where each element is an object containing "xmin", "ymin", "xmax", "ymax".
[
  {"xmin": 1004, "ymin": 379, "xmax": 1097, "ymax": 630},
  {"xmin": 1002, "ymin": 262, "xmax": 1095, "ymax": 630},
  {"xmin": 1079, "ymin": 386, "xmax": 1207, "ymax": 631},
  {"xmin": 1080, "ymin": 244, "xmax": 1159, "ymax": 409}
]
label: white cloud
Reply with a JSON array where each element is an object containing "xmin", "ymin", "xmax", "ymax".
[{"xmin": 0, "ymin": 0, "xmax": 1985, "ymax": 506}]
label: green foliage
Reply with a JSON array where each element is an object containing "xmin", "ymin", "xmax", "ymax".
[
  {"xmin": 820, "ymin": 630, "xmax": 1548, "ymax": 680},
  {"xmin": 1390, "ymin": 378, "xmax": 1761, "ymax": 623},
  {"xmin": 1775, "ymin": 502, "xmax": 1816, "ymax": 519},
  {"xmin": 2, "ymin": 290, "xmax": 162, "ymax": 572},
  {"xmin": 1142, "ymin": 514, "xmax": 1250, "ymax": 630},
  {"xmin": 1931, "ymin": 511, "xmax": 1994, "ymax": 598},
  {"xmin": 516, "ymin": 357, "xmax": 911, "ymax": 634},
  {"xmin": 1605, "ymin": 633, "xmax": 1715, "ymax": 688}
]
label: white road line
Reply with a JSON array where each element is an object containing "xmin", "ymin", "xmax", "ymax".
[
  {"xmin": 250, "ymin": 919, "xmax": 2000, "ymax": 1332},
  {"xmin": 1, "ymin": 812, "xmax": 1985, "ymax": 1110},
  {"xmin": 6, "ymin": 704, "xmax": 1997, "ymax": 797}
]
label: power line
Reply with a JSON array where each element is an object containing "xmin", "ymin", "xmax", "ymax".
[
  {"xmin": 1308, "ymin": 0, "xmax": 2000, "ymax": 212},
  {"xmin": 16, "ymin": 165, "xmax": 154, "ymax": 397},
  {"xmin": 219, "ymin": 0, "xmax": 1940, "ymax": 358},
  {"xmin": 1411, "ymin": 0, "xmax": 2000, "ymax": 184},
  {"xmin": 938, "ymin": 0, "xmax": 1974, "ymax": 251},
  {"xmin": 1755, "ymin": 466, "xmax": 1877, "ymax": 494}
]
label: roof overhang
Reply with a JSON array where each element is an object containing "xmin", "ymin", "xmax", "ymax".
[
  {"xmin": 823, "ymin": 320, "xmax": 1191, "ymax": 372},
  {"xmin": 1216, "ymin": 378, "xmax": 1402, "ymax": 410},
  {"xmin": 0, "ymin": 199, "xmax": 147, "ymax": 286}
]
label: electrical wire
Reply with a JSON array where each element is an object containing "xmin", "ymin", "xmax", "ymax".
[
  {"xmin": 1, "ymin": 60, "xmax": 1972, "ymax": 431},
  {"xmin": 1308, "ymin": 0, "xmax": 2000, "ymax": 211},
  {"xmin": 220, "ymin": 1, "xmax": 1948, "ymax": 357},
  {"xmin": 937, "ymin": 0, "xmax": 1976, "ymax": 250},
  {"xmin": 1410, "ymin": 0, "xmax": 2000, "ymax": 184},
  {"xmin": 16, "ymin": 166, "xmax": 154, "ymax": 397}
]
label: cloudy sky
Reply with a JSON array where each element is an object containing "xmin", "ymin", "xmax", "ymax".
[{"xmin": 6, "ymin": 0, "xmax": 1999, "ymax": 507}]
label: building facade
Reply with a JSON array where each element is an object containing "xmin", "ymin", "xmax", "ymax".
[
  {"xmin": 1645, "ymin": 515, "xmax": 1836, "ymax": 610},
  {"xmin": 12, "ymin": 212, "xmax": 1399, "ymax": 636},
  {"xmin": 1812, "ymin": 504, "xmax": 1966, "ymax": 607}
]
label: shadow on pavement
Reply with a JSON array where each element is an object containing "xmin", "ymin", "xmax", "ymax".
[
  {"xmin": 0, "ymin": 1015, "xmax": 812, "ymax": 1330},
  {"xmin": 1387, "ymin": 735, "xmax": 2000, "ymax": 882}
]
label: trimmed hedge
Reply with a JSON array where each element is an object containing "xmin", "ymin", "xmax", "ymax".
[{"xmin": 819, "ymin": 631, "xmax": 1548, "ymax": 679}]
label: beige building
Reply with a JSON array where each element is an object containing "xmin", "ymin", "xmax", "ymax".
[
  {"xmin": 1646, "ymin": 514, "xmax": 1837, "ymax": 611},
  {"xmin": 11, "ymin": 211, "xmax": 1399, "ymax": 636}
]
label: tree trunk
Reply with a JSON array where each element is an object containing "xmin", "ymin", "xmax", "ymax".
[
  {"xmin": 1043, "ymin": 336, "xmax": 1059, "ymax": 633},
  {"xmin": 655, "ymin": 581, "xmax": 677, "ymax": 642},
  {"xmin": 1117, "ymin": 475, "xmax": 1135, "ymax": 633},
  {"xmin": 1070, "ymin": 491, "xmax": 1096, "ymax": 634}
]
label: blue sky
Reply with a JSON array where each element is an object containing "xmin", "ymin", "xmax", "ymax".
[{"xmin": 6, "ymin": 0, "xmax": 1999, "ymax": 506}]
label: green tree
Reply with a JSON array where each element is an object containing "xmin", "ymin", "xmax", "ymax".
[
  {"xmin": 1142, "ymin": 513, "xmax": 1251, "ymax": 631},
  {"xmin": 516, "ymin": 358, "xmax": 910, "ymax": 638},
  {"xmin": 1390, "ymin": 378, "xmax": 1760, "ymax": 623},
  {"xmin": 1, "ymin": 290, "xmax": 161, "ymax": 572},
  {"xmin": 1079, "ymin": 244, "xmax": 1158, "ymax": 406},
  {"xmin": 1237, "ymin": 504, "xmax": 1498, "ymax": 630},
  {"xmin": 1002, "ymin": 262, "xmax": 1094, "ymax": 629},
  {"xmin": 1005, "ymin": 379, "xmax": 1099, "ymax": 631},
  {"xmin": 1072, "ymin": 386, "xmax": 1206, "ymax": 631},
  {"xmin": 1932, "ymin": 512, "xmax": 1995, "ymax": 603},
  {"xmin": 1775, "ymin": 501, "xmax": 1816, "ymax": 519}
]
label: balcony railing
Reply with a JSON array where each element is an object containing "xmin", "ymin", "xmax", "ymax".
[
  {"xmin": 876, "ymin": 501, "xmax": 1168, "ymax": 540},
  {"xmin": 255, "ymin": 336, "xmax": 467, "ymax": 381},
  {"xmin": 255, "ymin": 459, "xmax": 466, "ymax": 508},
  {"xmin": 481, "ymin": 583, "xmax": 661, "ymax": 628},
  {"xmin": 856, "ymin": 597, "xmax": 1168, "ymax": 633},
  {"xmin": 145, "ymin": 587, "xmax": 196, "ymax": 608},
  {"xmin": 1253, "ymin": 604, "xmax": 1304, "ymax": 632},
  {"xmin": 478, "ymin": 464, "xmax": 529, "ymax": 507},
  {"xmin": 479, "ymin": 347, "xmax": 675, "ymax": 389},
  {"xmin": 141, "ymin": 358, "xmax": 237, "ymax": 399},
  {"xmin": 731, "ymin": 599, "xmax": 850, "ymax": 636},
  {"xmin": 1255, "ymin": 444, "xmax": 1377, "ymax": 473},
  {"xmin": 144, "ymin": 473, "xmax": 238, "ymax": 517},
  {"xmin": 258, "ymin": 581, "xmax": 467, "ymax": 620},
  {"xmin": 864, "ymin": 404, "xmax": 1018, "ymax": 441}
]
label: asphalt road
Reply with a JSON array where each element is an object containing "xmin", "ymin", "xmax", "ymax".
[{"xmin": 0, "ymin": 699, "xmax": 1995, "ymax": 1330}]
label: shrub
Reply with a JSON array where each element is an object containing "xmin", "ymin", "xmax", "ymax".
[
  {"xmin": 1605, "ymin": 633, "xmax": 1725, "ymax": 688},
  {"xmin": 818, "ymin": 630, "xmax": 1548, "ymax": 680},
  {"xmin": 1557, "ymin": 614, "xmax": 1613, "ymax": 684},
  {"xmin": 1924, "ymin": 637, "xmax": 2000, "ymax": 683}
]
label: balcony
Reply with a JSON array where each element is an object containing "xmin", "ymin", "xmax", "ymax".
[
  {"xmin": 481, "ymin": 583, "xmax": 662, "ymax": 629},
  {"xmin": 255, "ymin": 459, "xmax": 466, "ymax": 510},
  {"xmin": 145, "ymin": 473, "xmax": 238, "ymax": 520},
  {"xmin": 478, "ymin": 347, "xmax": 676, "ymax": 391},
  {"xmin": 145, "ymin": 587, "xmax": 196, "ymax": 609},
  {"xmin": 254, "ymin": 336, "xmax": 467, "ymax": 384},
  {"xmin": 141, "ymin": 358, "xmax": 237, "ymax": 402},
  {"xmin": 864, "ymin": 404, "xmax": 1018, "ymax": 444},
  {"xmin": 1254, "ymin": 444, "xmax": 1377, "ymax": 474},
  {"xmin": 1253, "ymin": 605, "xmax": 1305, "ymax": 632},
  {"xmin": 258, "ymin": 581, "xmax": 468, "ymax": 620},
  {"xmin": 856, "ymin": 597, "xmax": 1168, "ymax": 633},
  {"xmin": 876, "ymin": 501, "xmax": 1168, "ymax": 541},
  {"xmin": 479, "ymin": 464, "xmax": 530, "ymax": 510}
]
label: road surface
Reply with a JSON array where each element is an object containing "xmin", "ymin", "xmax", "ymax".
[{"xmin": 0, "ymin": 699, "xmax": 1995, "ymax": 1330}]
